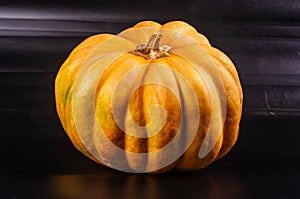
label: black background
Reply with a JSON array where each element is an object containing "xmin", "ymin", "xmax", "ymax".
[{"xmin": 1, "ymin": 0, "xmax": 300, "ymax": 198}]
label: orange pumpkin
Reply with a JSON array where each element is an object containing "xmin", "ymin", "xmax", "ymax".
[{"xmin": 55, "ymin": 21, "xmax": 243, "ymax": 173}]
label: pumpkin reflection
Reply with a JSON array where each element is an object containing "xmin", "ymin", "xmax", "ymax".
[{"xmin": 48, "ymin": 173, "xmax": 244, "ymax": 199}]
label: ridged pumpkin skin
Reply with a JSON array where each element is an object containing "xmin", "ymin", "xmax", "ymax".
[{"xmin": 55, "ymin": 21, "xmax": 243, "ymax": 173}]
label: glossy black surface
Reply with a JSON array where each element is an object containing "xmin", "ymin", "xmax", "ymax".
[
  {"xmin": 2, "ymin": 115, "xmax": 300, "ymax": 199},
  {"xmin": 1, "ymin": 0, "xmax": 300, "ymax": 198}
]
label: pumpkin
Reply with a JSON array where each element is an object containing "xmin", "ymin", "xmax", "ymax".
[{"xmin": 55, "ymin": 21, "xmax": 243, "ymax": 173}]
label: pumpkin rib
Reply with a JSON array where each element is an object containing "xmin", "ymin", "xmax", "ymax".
[
  {"xmin": 206, "ymin": 47, "xmax": 243, "ymax": 106},
  {"xmin": 147, "ymin": 59, "xmax": 183, "ymax": 173},
  {"xmin": 55, "ymin": 34, "xmax": 114, "ymax": 163},
  {"xmin": 153, "ymin": 57, "xmax": 188, "ymax": 172},
  {"xmin": 56, "ymin": 34, "xmax": 113, "ymax": 121},
  {"xmin": 94, "ymin": 53, "xmax": 155, "ymax": 171},
  {"xmin": 124, "ymin": 59, "xmax": 150, "ymax": 155},
  {"xmin": 205, "ymin": 50, "xmax": 243, "ymax": 159},
  {"xmin": 214, "ymin": 65, "xmax": 242, "ymax": 159},
  {"xmin": 156, "ymin": 54, "xmax": 220, "ymax": 171},
  {"xmin": 212, "ymin": 58, "xmax": 242, "ymax": 119},
  {"xmin": 133, "ymin": 21, "xmax": 161, "ymax": 28},
  {"xmin": 162, "ymin": 21, "xmax": 210, "ymax": 46},
  {"xmin": 95, "ymin": 53, "xmax": 149, "ymax": 151}
]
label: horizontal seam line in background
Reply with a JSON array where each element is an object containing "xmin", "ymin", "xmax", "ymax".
[{"xmin": 0, "ymin": 32, "xmax": 300, "ymax": 40}]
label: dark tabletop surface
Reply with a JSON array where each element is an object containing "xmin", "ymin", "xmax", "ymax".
[
  {"xmin": 1, "ymin": 0, "xmax": 300, "ymax": 198},
  {"xmin": 2, "ymin": 115, "xmax": 300, "ymax": 199}
]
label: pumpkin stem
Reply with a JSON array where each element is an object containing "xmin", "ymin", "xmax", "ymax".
[{"xmin": 130, "ymin": 33, "xmax": 171, "ymax": 60}]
